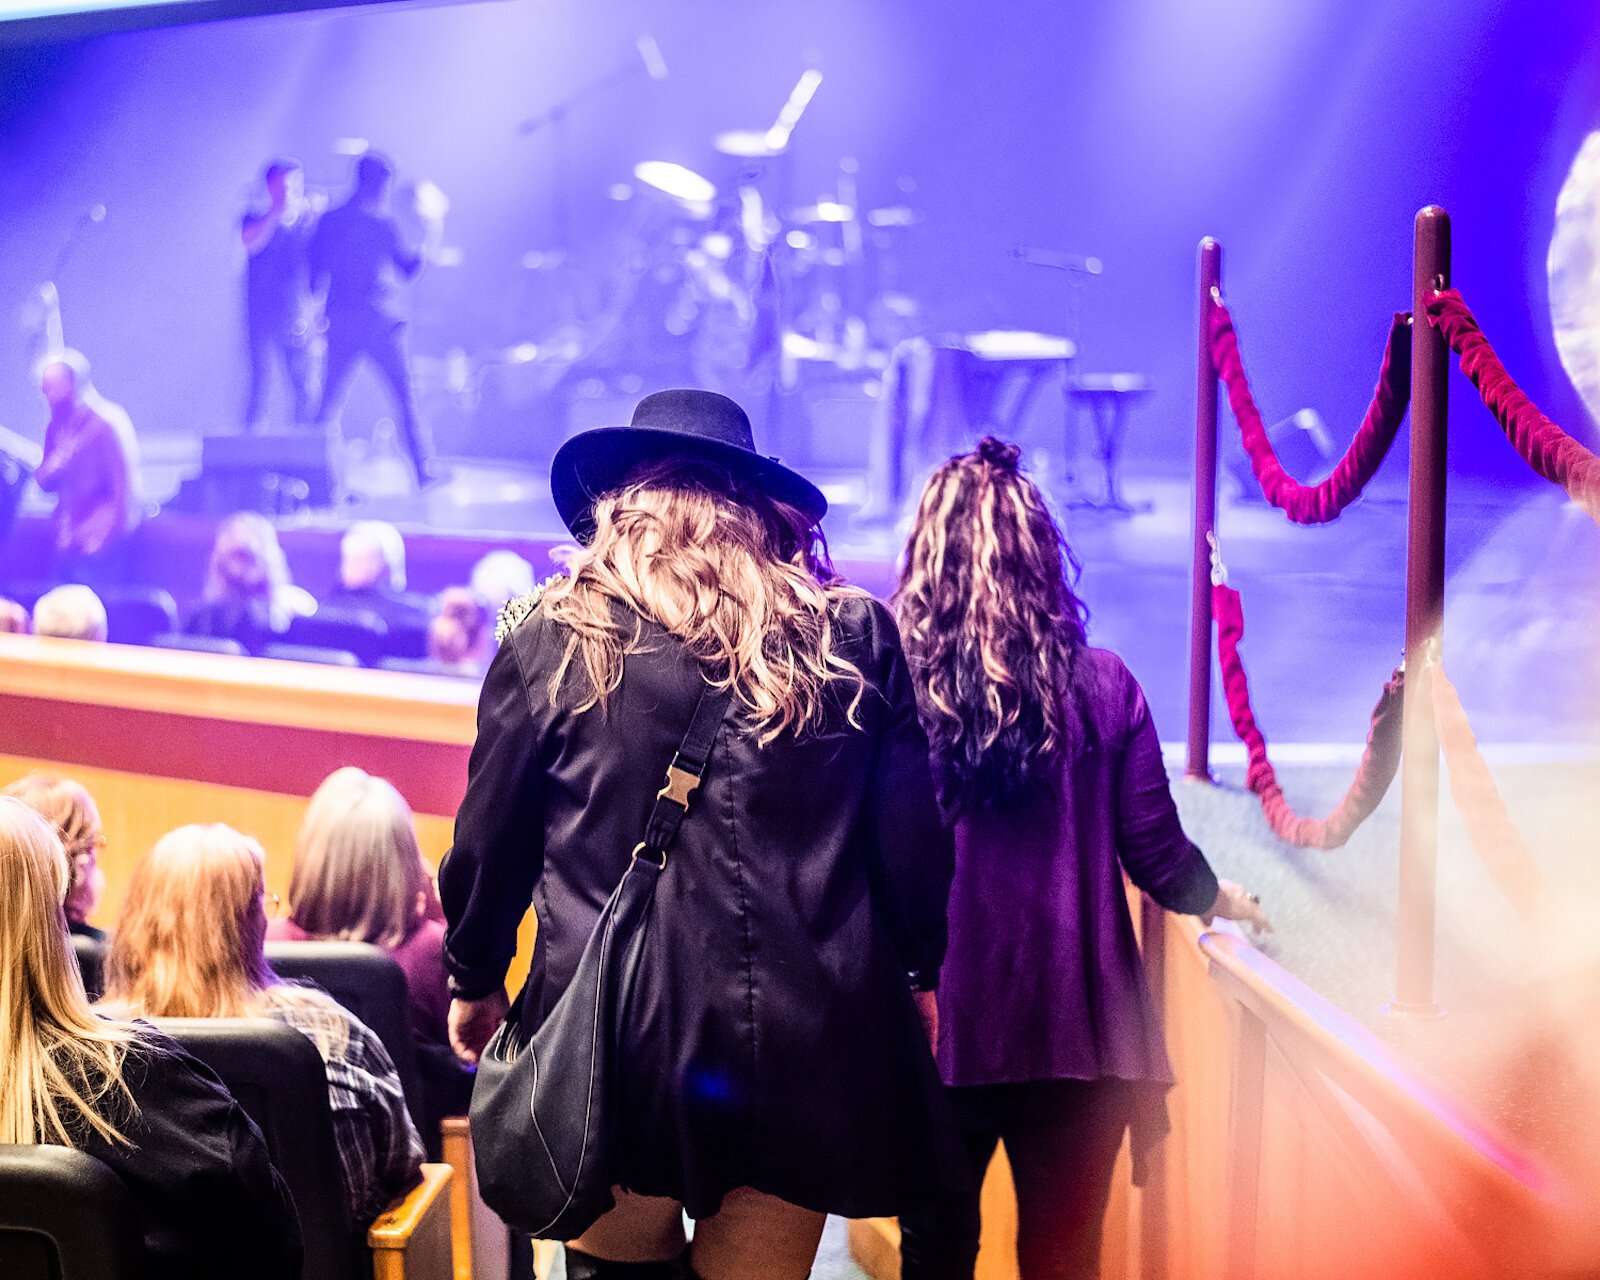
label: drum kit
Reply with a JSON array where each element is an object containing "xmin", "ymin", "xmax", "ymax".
[{"xmin": 498, "ymin": 67, "xmax": 930, "ymax": 408}]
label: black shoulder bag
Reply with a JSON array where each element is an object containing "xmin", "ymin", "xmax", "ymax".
[{"xmin": 469, "ymin": 682, "xmax": 734, "ymax": 1240}]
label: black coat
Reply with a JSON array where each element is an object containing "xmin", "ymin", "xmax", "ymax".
[
  {"xmin": 440, "ymin": 592, "xmax": 968, "ymax": 1218},
  {"xmin": 75, "ymin": 1025, "xmax": 303, "ymax": 1279}
]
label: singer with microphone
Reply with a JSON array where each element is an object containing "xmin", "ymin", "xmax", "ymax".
[{"xmin": 241, "ymin": 158, "xmax": 320, "ymax": 431}]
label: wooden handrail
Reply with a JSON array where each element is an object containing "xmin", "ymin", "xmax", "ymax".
[
  {"xmin": 1195, "ymin": 922, "xmax": 1547, "ymax": 1201},
  {"xmin": 0, "ymin": 633, "xmax": 477, "ymax": 745}
]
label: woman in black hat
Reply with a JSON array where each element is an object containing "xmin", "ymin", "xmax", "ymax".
[{"xmin": 439, "ymin": 389, "xmax": 966, "ymax": 1280}]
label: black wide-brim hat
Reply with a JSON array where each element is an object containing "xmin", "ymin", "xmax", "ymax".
[{"xmin": 550, "ymin": 388, "xmax": 828, "ymax": 543}]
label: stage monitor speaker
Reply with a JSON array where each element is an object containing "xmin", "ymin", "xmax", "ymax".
[{"xmin": 181, "ymin": 432, "xmax": 335, "ymax": 515}]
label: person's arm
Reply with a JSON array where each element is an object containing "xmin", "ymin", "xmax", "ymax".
[
  {"xmin": 439, "ymin": 628, "xmax": 546, "ymax": 1057},
  {"xmin": 324, "ymin": 1016, "xmax": 424, "ymax": 1221},
  {"xmin": 1109, "ymin": 660, "xmax": 1269, "ymax": 931},
  {"xmin": 1110, "ymin": 665, "xmax": 1222, "ymax": 916},
  {"xmin": 388, "ymin": 218, "xmax": 428, "ymax": 280},
  {"xmin": 857, "ymin": 598, "xmax": 954, "ymax": 993},
  {"xmin": 33, "ymin": 418, "xmax": 77, "ymax": 491},
  {"xmin": 241, "ymin": 206, "xmax": 282, "ymax": 255}
]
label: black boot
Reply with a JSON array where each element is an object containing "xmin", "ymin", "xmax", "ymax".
[{"xmin": 562, "ymin": 1246, "xmax": 684, "ymax": 1279}]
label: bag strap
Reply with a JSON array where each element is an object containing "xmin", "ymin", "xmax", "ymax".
[{"xmin": 636, "ymin": 682, "xmax": 735, "ymax": 862}]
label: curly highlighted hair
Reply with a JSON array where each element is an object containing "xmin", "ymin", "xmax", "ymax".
[{"xmin": 893, "ymin": 437, "xmax": 1090, "ymax": 810}]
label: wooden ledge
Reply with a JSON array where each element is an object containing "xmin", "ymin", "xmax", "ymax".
[{"xmin": 0, "ymin": 633, "xmax": 477, "ymax": 745}]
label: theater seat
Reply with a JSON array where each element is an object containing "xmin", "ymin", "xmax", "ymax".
[
  {"xmin": 71, "ymin": 932, "xmax": 106, "ymax": 1000},
  {"xmin": 154, "ymin": 1017, "xmax": 452, "ymax": 1280},
  {"xmin": 0, "ymin": 1144, "xmax": 144, "ymax": 1279},
  {"xmin": 377, "ymin": 656, "xmax": 477, "ymax": 680},
  {"xmin": 150, "ymin": 631, "xmax": 249, "ymax": 657},
  {"xmin": 260, "ymin": 642, "xmax": 363, "ymax": 667},
  {"xmin": 286, "ymin": 608, "xmax": 390, "ymax": 667},
  {"xmin": 265, "ymin": 941, "xmax": 426, "ymax": 1145},
  {"xmin": 101, "ymin": 587, "xmax": 179, "ymax": 647}
]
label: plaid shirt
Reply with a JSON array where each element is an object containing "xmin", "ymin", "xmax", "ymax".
[{"xmin": 264, "ymin": 986, "xmax": 424, "ymax": 1224}]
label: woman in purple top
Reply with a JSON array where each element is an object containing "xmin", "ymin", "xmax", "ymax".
[{"xmin": 893, "ymin": 438, "xmax": 1270, "ymax": 1280}]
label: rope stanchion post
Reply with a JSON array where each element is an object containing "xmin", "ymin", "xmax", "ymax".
[
  {"xmin": 1390, "ymin": 206, "xmax": 1451, "ymax": 1019},
  {"xmin": 1186, "ymin": 237, "xmax": 1223, "ymax": 781}
]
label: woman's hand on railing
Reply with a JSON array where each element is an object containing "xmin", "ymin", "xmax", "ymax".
[{"xmin": 1204, "ymin": 878, "xmax": 1273, "ymax": 935}]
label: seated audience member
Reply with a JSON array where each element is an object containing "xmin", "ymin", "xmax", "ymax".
[
  {"xmin": 32, "ymin": 583, "xmax": 108, "ymax": 642},
  {"xmin": 468, "ymin": 548, "xmax": 534, "ymax": 612},
  {"xmin": 324, "ymin": 519, "xmax": 431, "ymax": 634},
  {"xmin": 186, "ymin": 511, "xmax": 315, "ymax": 654},
  {"xmin": 104, "ymin": 822, "xmax": 424, "ymax": 1224},
  {"xmin": 0, "ymin": 597, "xmax": 28, "ymax": 633},
  {"xmin": 4, "ymin": 772, "xmax": 107, "ymax": 940},
  {"xmin": 426, "ymin": 586, "xmax": 492, "ymax": 676},
  {"xmin": 271, "ymin": 767, "xmax": 473, "ymax": 1140},
  {"xmin": 0, "ymin": 797, "xmax": 301, "ymax": 1279}
]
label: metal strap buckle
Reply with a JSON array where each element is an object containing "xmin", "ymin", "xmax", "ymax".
[
  {"xmin": 630, "ymin": 842, "xmax": 667, "ymax": 871},
  {"xmin": 657, "ymin": 764, "xmax": 701, "ymax": 809}
]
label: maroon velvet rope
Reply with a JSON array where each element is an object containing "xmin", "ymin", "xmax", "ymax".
[
  {"xmin": 1430, "ymin": 662, "xmax": 1545, "ymax": 924},
  {"xmin": 1425, "ymin": 288, "xmax": 1600, "ymax": 525},
  {"xmin": 1209, "ymin": 300, "xmax": 1412, "ymax": 524},
  {"xmin": 1212, "ymin": 581, "xmax": 1405, "ymax": 849}
]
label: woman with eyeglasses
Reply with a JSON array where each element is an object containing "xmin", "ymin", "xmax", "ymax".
[
  {"xmin": 103, "ymin": 821, "xmax": 424, "ymax": 1226},
  {"xmin": 4, "ymin": 772, "xmax": 108, "ymax": 939}
]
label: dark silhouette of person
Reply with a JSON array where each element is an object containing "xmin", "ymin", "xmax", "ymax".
[
  {"xmin": 309, "ymin": 152, "xmax": 442, "ymax": 487},
  {"xmin": 241, "ymin": 159, "xmax": 318, "ymax": 430}
]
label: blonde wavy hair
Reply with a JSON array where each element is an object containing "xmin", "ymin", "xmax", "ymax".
[
  {"xmin": 541, "ymin": 458, "xmax": 868, "ymax": 742},
  {"xmin": 0, "ymin": 796, "xmax": 139, "ymax": 1146},
  {"xmin": 106, "ymin": 824, "xmax": 281, "ymax": 1018},
  {"xmin": 288, "ymin": 767, "xmax": 428, "ymax": 951}
]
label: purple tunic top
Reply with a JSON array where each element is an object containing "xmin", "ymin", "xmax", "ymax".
[{"xmin": 935, "ymin": 646, "xmax": 1218, "ymax": 1090}]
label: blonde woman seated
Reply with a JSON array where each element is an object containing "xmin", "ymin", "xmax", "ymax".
[
  {"xmin": 104, "ymin": 821, "xmax": 424, "ymax": 1224},
  {"xmin": 270, "ymin": 766, "xmax": 473, "ymax": 1143},
  {"xmin": 186, "ymin": 510, "xmax": 316, "ymax": 654},
  {"xmin": 0, "ymin": 798, "xmax": 301, "ymax": 1279},
  {"xmin": 4, "ymin": 772, "xmax": 107, "ymax": 940}
]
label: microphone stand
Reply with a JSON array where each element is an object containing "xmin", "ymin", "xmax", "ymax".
[{"xmin": 517, "ymin": 51, "xmax": 659, "ymax": 252}]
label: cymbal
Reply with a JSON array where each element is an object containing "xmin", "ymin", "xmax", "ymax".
[
  {"xmin": 632, "ymin": 160, "xmax": 716, "ymax": 205},
  {"xmin": 714, "ymin": 129, "xmax": 784, "ymax": 159},
  {"xmin": 791, "ymin": 199, "xmax": 854, "ymax": 224},
  {"xmin": 866, "ymin": 205, "xmax": 919, "ymax": 228}
]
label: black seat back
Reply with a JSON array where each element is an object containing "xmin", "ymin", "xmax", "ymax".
[
  {"xmin": 286, "ymin": 608, "xmax": 389, "ymax": 666},
  {"xmin": 260, "ymin": 642, "xmax": 362, "ymax": 667},
  {"xmin": 71, "ymin": 933, "xmax": 106, "ymax": 1000},
  {"xmin": 265, "ymin": 941, "xmax": 425, "ymax": 1138},
  {"xmin": 0, "ymin": 1144, "xmax": 145, "ymax": 1279},
  {"xmin": 153, "ymin": 1017, "xmax": 356, "ymax": 1280},
  {"xmin": 149, "ymin": 632, "xmax": 248, "ymax": 657},
  {"xmin": 101, "ymin": 588, "xmax": 179, "ymax": 647}
]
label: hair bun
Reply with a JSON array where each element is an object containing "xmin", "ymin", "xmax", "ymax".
[{"xmin": 975, "ymin": 436, "xmax": 1022, "ymax": 471}]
